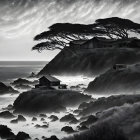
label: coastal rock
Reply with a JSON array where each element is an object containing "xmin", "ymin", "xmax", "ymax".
[
  {"xmin": 38, "ymin": 43, "xmax": 140, "ymax": 76},
  {"xmin": 15, "ymin": 132, "xmax": 30, "ymax": 140},
  {"xmin": 13, "ymin": 89, "xmax": 91, "ymax": 114},
  {"xmin": 11, "ymin": 78, "xmax": 38, "ymax": 86},
  {"xmin": 61, "ymin": 126, "xmax": 76, "ymax": 134},
  {"xmin": 60, "ymin": 114, "xmax": 78, "ymax": 124},
  {"xmin": 32, "ymin": 117, "xmax": 37, "ymax": 121},
  {"xmin": 28, "ymin": 72, "xmax": 36, "ymax": 78},
  {"xmin": 2, "ymin": 104, "xmax": 13, "ymax": 111},
  {"xmin": 0, "ymin": 82, "xmax": 18, "ymax": 94},
  {"xmin": 41, "ymin": 118, "xmax": 45, "ymax": 121},
  {"xmin": 44, "ymin": 135, "xmax": 59, "ymax": 140},
  {"xmin": 10, "ymin": 115, "xmax": 26, "ymax": 123},
  {"xmin": 49, "ymin": 115, "xmax": 59, "ymax": 122},
  {"xmin": 0, "ymin": 125, "xmax": 15, "ymax": 139},
  {"xmin": 77, "ymin": 125, "xmax": 88, "ymax": 131},
  {"xmin": 11, "ymin": 78, "xmax": 32, "ymax": 85},
  {"xmin": 39, "ymin": 114, "xmax": 47, "ymax": 118},
  {"xmin": 85, "ymin": 64, "xmax": 140, "ymax": 94},
  {"xmin": 0, "ymin": 111, "xmax": 15, "ymax": 119},
  {"xmin": 17, "ymin": 115, "xmax": 26, "ymax": 122},
  {"xmin": 80, "ymin": 115, "xmax": 98, "ymax": 126},
  {"xmin": 10, "ymin": 119, "xmax": 18, "ymax": 124}
]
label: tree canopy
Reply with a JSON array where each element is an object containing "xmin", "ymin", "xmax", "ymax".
[
  {"xmin": 33, "ymin": 17, "xmax": 140, "ymax": 52},
  {"xmin": 94, "ymin": 17, "xmax": 140, "ymax": 39}
]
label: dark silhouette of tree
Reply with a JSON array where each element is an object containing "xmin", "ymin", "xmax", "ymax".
[
  {"xmin": 32, "ymin": 23, "xmax": 106, "ymax": 52},
  {"xmin": 33, "ymin": 17, "xmax": 140, "ymax": 52},
  {"xmin": 94, "ymin": 17, "xmax": 140, "ymax": 39}
]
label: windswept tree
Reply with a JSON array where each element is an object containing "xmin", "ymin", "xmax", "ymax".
[
  {"xmin": 94, "ymin": 17, "xmax": 140, "ymax": 39},
  {"xmin": 33, "ymin": 17, "xmax": 140, "ymax": 52},
  {"xmin": 32, "ymin": 23, "xmax": 106, "ymax": 52}
]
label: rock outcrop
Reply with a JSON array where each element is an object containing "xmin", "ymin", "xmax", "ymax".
[
  {"xmin": 0, "ymin": 82, "xmax": 18, "ymax": 94},
  {"xmin": 85, "ymin": 64, "xmax": 140, "ymax": 94},
  {"xmin": 38, "ymin": 38, "xmax": 140, "ymax": 76},
  {"xmin": 13, "ymin": 89, "xmax": 91, "ymax": 114}
]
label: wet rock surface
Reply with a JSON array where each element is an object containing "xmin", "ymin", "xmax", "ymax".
[
  {"xmin": 44, "ymin": 135, "xmax": 59, "ymax": 140},
  {"xmin": 0, "ymin": 125, "xmax": 15, "ymax": 139},
  {"xmin": 0, "ymin": 111, "xmax": 15, "ymax": 119},
  {"xmin": 80, "ymin": 115, "xmax": 98, "ymax": 126},
  {"xmin": 13, "ymin": 89, "xmax": 91, "ymax": 114},
  {"xmin": 14, "ymin": 131, "xmax": 30, "ymax": 140},
  {"xmin": 60, "ymin": 114, "xmax": 78, "ymax": 123},
  {"xmin": 49, "ymin": 115, "xmax": 59, "ymax": 122},
  {"xmin": 61, "ymin": 126, "xmax": 76, "ymax": 134},
  {"xmin": 0, "ymin": 82, "xmax": 18, "ymax": 94}
]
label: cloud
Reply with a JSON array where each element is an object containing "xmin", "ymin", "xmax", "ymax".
[{"xmin": 0, "ymin": 0, "xmax": 139, "ymax": 38}]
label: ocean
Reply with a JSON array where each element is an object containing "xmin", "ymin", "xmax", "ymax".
[
  {"xmin": 0, "ymin": 61, "xmax": 95, "ymax": 139},
  {"xmin": 0, "ymin": 61, "xmax": 47, "ymax": 84}
]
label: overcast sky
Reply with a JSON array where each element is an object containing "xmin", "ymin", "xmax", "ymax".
[{"xmin": 0, "ymin": 0, "xmax": 140, "ymax": 61}]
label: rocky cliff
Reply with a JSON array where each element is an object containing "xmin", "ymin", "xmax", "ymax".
[
  {"xmin": 85, "ymin": 64, "xmax": 140, "ymax": 94},
  {"xmin": 38, "ymin": 38, "xmax": 140, "ymax": 76}
]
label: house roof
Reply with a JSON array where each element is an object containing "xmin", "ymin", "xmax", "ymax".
[{"xmin": 40, "ymin": 75, "xmax": 60, "ymax": 82}]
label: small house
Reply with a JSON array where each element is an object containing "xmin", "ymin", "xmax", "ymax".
[
  {"xmin": 39, "ymin": 75, "xmax": 60, "ymax": 86},
  {"xmin": 113, "ymin": 64, "xmax": 127, "ymax": 71},
  {"xmin": 35, "ymin": 75, "xmax": 67, "ymax": 89}
]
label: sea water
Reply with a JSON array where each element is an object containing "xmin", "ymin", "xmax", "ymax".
[{"xmin": 0, "ymin": 61, "xmax": 95, "ymax": 139}]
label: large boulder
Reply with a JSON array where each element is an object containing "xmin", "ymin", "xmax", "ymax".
[
  {"xmin": 85, "ymin": 64, "xmax": 140, "ymax": 94},
  {"xmin": 61, "ymin": 126, "xmax": 76, "ymax": 134},
  {"xmin": 0, "ymin": 82, "xmax": 18, "ymax": 94},
  {"xmin": 60, "ymin": 114, "xmax": 79, "ymax": 124},
  {"xmin": 13, "ymin": 89, "xmax": 91, "ymax": 114},
  {"xmin": 0, "ymin": 111, "xmax": 15, "ymax": 119},
  {"xmin": 0, "ymin": 125, "xmax": 15, "ymax": 139},
  {"xmin": 15, "ymin": 132, "xmax": 30, "ymax": 140}
]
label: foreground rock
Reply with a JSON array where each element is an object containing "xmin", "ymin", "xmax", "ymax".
[
  {"xmin": 61, "ymin": 126, "xmax": 76, "ymax": 134},
  {"xmin": 10, "ymin": 115, "xmax": 26, "ymax": 124},
  {"xmin": 0, "ymin": 111, "xmax": 15, "ymax": 119},
  {"xmin": 78, "ymin": 94, "xmax": 140, "ymax": 116},
  {"xmin": 80, "ymin": 115, "xmax": 98, "ymax": 126},
  {"xmin": 86, "ymin": 64, "xmax": 140, "ymax": 94},
  {"xmin": 15, "ymin": 132, "xmax": 30, "ymax": 140},
  {"xmin": 60, "ymin": 114, "xmax": 79, "ymax": 124},
  {"xmin": 49, "ymin": 115, "xmax": 59, "ymax": 122},
  {"xmin": 77, "ymin": 125, "xmax": 88, "ymax": 131},
  {"xmin": 44, "ymin": 135, "xmax": 59, "ymax": 140},
  {"xmin": 13, "ymin": 89, "xmax": 91, "ymax": 114},
  {"xmin": 32, "ymin": 117, "xmax": 37, "ymax": 121},
  {"xmin": 0, "ymin": 125, "xmax": 15, "ymax": 139},
  {"xmin": 0, "ymin": 82, "xmax": 18, "ymax": 94}
]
